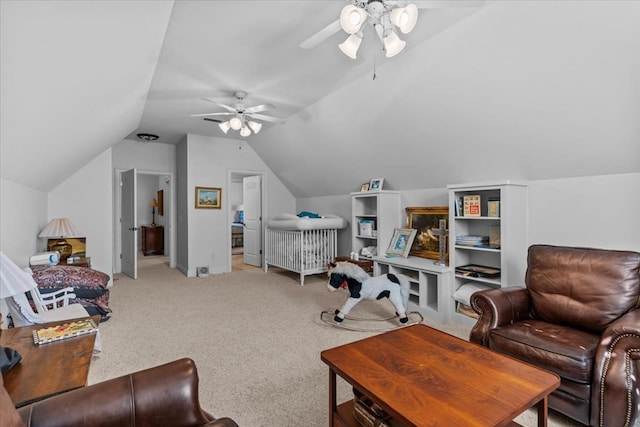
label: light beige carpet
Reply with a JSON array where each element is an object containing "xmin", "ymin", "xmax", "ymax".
[{"xmin": 89, "ymin": 256, "xmax": 582, "ymax": 427}]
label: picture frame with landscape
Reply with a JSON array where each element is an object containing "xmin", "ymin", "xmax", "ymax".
[
  {"xmin": 386, "ymin": 228, "xmax": 417, "ymax": 258},
  {"xmin": 195, "ymin": 186, "xmax": 222, "ymax": 209},
  {"xmin": 405, "ymin": 206, "xmax": 449, "ymax": 260}
]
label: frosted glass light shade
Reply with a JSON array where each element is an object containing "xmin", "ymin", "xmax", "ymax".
[
  {"xmin": 218, "ymin": 121, "xmax": 231, "ymax": 134},
  {"xmin": 340, "ymin": 5, "xmax": 366, "ymax": 34},
  {"xmin": 229, "ymin": 117, "xmax": 243, "ymax": 130},
  {"xmin": 38, "ymin": 218, "xmax": 82, "ymax": 238},
  {"xmin": 390, "ymin": 3, "xmax": 418, "ymax": 34},
  {"xmin": 339, "ymin": 34, "xmax": 362, "ymax": 59},
  {"xmin": 247, "ymin": 121, "xmax": 262, "ymax": 134},
  {"xmin": 240, "ymin": 126, "xmax": 251, "ymax": 137},
  {"xmin": 384, "ymin": 31, "xmax": 406, "ymax": 58}
]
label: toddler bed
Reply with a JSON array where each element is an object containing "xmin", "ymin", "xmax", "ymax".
[{"xmin": 264, "ymin": 213, "xmax": 347, "ymax": 285}]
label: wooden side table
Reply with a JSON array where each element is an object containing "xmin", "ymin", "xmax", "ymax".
[
  {"xmin": 141, "ymin": 225, "xmax": 164, "ymax": 255},
  {"xmin": 0, "ymin": 315, "xmax": 100, "ymax": 407}
]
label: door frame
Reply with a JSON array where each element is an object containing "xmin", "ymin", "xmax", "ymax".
[
  {"xmin": 113, "ymin": 168, "xmax": 176, "ymax": 274},
  {"xmin": 226, "ymin": 169, "xmax": 267, "ymax": 273}
]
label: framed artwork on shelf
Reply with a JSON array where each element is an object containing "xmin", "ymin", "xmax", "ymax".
[
  {"xmin": 195, "ymin": 186, "xmax": 222, "ymax": 209},
  {"xmin": 405, "ymin": 206, "xmax": 449, "ymax": 260},
  {"xmin": 386, "ymin": 228, "xmax": 417, "ymax": 258},
  {"xmin": 360, "ymin": 183, "xmax": 370, "ymax": 192},
  {"xmin": 157, "ymin": 189, "xmax": 164, "ymax": 216},
  {"xmin": 369, "ymin": 178, "xmax": 384, "ymax": 191}
]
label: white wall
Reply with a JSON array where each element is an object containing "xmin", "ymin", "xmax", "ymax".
[
  {"xmin": 48, "ymin": 150, "xmax": 113, "ymax": 277},
  {"xmin": 299, "ymin": 173, "xmax": 640, "ymax": 262},
  {"xmin": 0, "ymin": 178, "xmax": 47, "ymax": 266},
  {"xmin": 186, "ymin": 134, "xmax": 295, "ymax": 276},
  {"xmin": 528, "ymin": 173, "xmax": 640, "ymax": 251}
]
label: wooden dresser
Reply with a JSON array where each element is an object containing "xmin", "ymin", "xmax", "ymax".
[{"xmin": 141, "ymin": 225, "xmax": 164, "ymax": 255}]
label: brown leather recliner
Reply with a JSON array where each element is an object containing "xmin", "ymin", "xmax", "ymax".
[
  {"xmin": 0, "ymin": 358, "xmax": 239, "ymax": 427},
  {"xmin": 470, "ymin": 245, "xmax": 640, "ymax": 427}
]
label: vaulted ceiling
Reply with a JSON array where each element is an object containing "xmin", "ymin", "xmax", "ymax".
[{"xmin": 2, "ymin": 1, "xmax": 639, "ymax": 197}]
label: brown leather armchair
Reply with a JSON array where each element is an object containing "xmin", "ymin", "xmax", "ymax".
[
  {"xmin": 470, "ymin": 245, "xmax": 640, "ymax": 427},
  {"xmin": 1, "ymin": 358, "xmax": 238, "ymax": 427}
]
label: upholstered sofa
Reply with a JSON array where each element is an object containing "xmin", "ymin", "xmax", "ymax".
[
  {"xmin": 1, "ymin": 358, "xmax": 238, "ymax": 427},
  {"xmin": 470, "ymin": 245, "xmax": 640, "ymax": 427}
]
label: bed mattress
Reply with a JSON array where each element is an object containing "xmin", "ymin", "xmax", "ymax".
[{"xmin": 267, "ymin": 213, "xmax": 347, "ymax": 231}]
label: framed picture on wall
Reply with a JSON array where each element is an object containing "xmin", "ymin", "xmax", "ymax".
[{"xmin": 195, "ymin": 186, "xmax": 222, "ymax": 209}]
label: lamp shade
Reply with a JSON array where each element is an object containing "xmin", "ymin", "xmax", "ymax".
[
  {"xmin": 218, "ymin": 121, "xmax": 231, "ymax": 134},
  {"xmin": 150, "ymin": 198, "xmax": 158, "ymax": 207},
  {"xmin": 0, "ymin": 251, "xmax": 37, "ymax": 299},
  {"xmin": 38, "ymin": 218, "xmax": 81, "ymax": 238},
  {"xmin": 340, "ymin": 5, "xmax": 366, "ymax": 34},
  {"xmin": 235, "ymin": 204, "xmax": 245, "ymax": 212},
  {"xmin": 229, "ymin": 117, "xmax": 243, "ymax": 131},
  {"xmin": 247, "ymin": 121, "xmax": 262, "ymax": 134},
  {"xmin": 339, "ymin": 34, "xmax": 363, "ymax": 59},
  {"xmin": 390, "ymin": 3, "xmax": 418, "ymax": 34},
  {"xmin": 384, "ymin": 30, "xmax": 406, "ymax": 58},
  {"xmin": 240, "ymin": 126, "xmax": 251, "ymax": 137}
]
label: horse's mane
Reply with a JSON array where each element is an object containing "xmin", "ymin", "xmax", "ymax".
[{"xmin": 328, "ymin": 261, "xmax": 370, "ymax": 283}]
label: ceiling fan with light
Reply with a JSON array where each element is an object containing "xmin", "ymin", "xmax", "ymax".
[
  {"xmin": 191, "ymin": 91, "xmax": 286, "ymax": 137},
  {"xmin": 300, "ymin": 0, "xmax": 485, "ymax": 59}
]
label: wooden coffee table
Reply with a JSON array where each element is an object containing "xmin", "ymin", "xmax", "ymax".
[
  {"xmin": 0, "ymin": 315, "xmax": 100, "ymax": 407},
  {"xmin": 321, "ymin": 324, "xmax": 560, "ymax": 427}
]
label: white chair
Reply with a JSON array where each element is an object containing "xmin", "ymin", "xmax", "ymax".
[{"xmin": 0, "ymin": 252, "xmax": 92, "ymax": 327}]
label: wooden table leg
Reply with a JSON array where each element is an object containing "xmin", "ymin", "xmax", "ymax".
[
  {"xmin": 329, "ymin": 369, "xmax": 336, "ymax": 427},
  {"xmin": 536, "ymin": 397, "xmax": 549, "ymax": 427}
]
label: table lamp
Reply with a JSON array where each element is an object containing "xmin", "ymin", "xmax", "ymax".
[
  {"xmin": 235, "ymin": 204, "xmax": 245, "ymax": 223},
  {"xmin": 150, "ymin": 198, "xmax": 158, "ymax": 226},
  {"xmin": 38, "ymin": 218, "xmax": 81, "ymax": 261}
]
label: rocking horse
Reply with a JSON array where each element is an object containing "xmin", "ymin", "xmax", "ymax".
[{"xmin": 325, "ymin": 261, "xmax": 413, "ymax": 326}]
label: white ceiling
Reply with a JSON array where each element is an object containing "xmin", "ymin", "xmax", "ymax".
[{"xmin": 2, "ymin": 1, "xmax": 639, "ymax": 197}]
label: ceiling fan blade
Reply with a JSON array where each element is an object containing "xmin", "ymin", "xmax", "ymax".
[
  {"xmin": 243, "ymin": 103, "xmax": 276, "ymax": 114},
  {"xmin": 190, "ymin": 112, "xmax": 234, "ymax": 117},
  {"xmin": 201, "ymin": 98, "xmax": 238, "ymax": 112},
  {"xmin": 412, "ymin": 0, "xmax": 486, "ymax": 8},
  {"xmin": 203, "ymin": 117, "xmax": 224, "ymax": 123},
  {"xmin": 300, "ymin": 19, "xmax": 342, "ymax": 49},
  {"xmin": 247, "ymin": 113, "xmax": 286, "ymax": 124}
]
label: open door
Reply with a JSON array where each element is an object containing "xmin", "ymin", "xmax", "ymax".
[
  {"xmin": 243, "ymin": 175, "xmax": 262, "ymax": 267},
  {"xmin": 121, "ymin": 169, "xmax": 137, "ymax": 279}
]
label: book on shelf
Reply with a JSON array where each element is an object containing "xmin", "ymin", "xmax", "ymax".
[
  {"xmin": 33, "ymin": 318, "xmax": 98, "ymax": 345},
  {"xmin": 359, "ymin": 219, "xmax": 374, "ymax": 236},
  {"xmin": 489, "ymin": 225, "xmax": 501, "ymax": 247},
  {"xmin": 353, "ymin": 392, "xmax": 391, "ymax": 427},
  {"xmin": 454, "ymin": 197, "xmax": 463, "ymax": 216},
  {"xmin": 463, "ymin": 195, "xmax": 481, "ymax": 217},
  {"xmin": 487, "ymin": 198, "xmax": 500, "ymax": 217},
  {"xmin": 455, "ymin": 264, "xmax": 501, "ymax": 278}
]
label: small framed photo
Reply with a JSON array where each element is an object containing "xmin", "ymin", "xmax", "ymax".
[
  {"xmin": 369, "ymin": 178, "xmax": 384, "ymax": 191},
  {"xmin": 386, "ymin": 228, "xmax": 417, "ymax": 258},
  {"xmin": 360, "ymin": 183, "xmax": 370, "ymax": 192},
  {"xmin": 195, "ymin": 186, "xmax": 222, "ymax": 209}
]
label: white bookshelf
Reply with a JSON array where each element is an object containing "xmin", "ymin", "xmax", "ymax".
[
  {"xmin": 448, "ymin": 181, "xmax": 529, "ymax": 327},
  {"xmin": 372, "ymin": 255, "xmax": 451, "ymax": 323},
  {"xmin": 351, "ymin": 191, "xmax": 401, "ymax": 260}
]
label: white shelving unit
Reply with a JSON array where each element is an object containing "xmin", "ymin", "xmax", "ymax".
[
  {"xmin": 351, "ymin": 191, "xmax": 402, "ymax": 260},
  {"xmin": 448, "ymin": 181, "xmax": 529, "ymax": 327},
  {"xmin": 373, "ymin": 256, "xmax": 451, "ymax": 323}
]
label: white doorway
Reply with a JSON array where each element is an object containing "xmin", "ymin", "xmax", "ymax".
[
  {"xmin": 227, "ymin": 170, "xmax": 266, "ymax": 272},
  {"xmin": 114, "ymin": 169, "xmax": 176, "ymax": 277}
]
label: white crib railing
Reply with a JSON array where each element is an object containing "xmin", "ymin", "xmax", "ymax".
[{"xmin": 264, "ymin": 228, "xmax": 337, "ymax": 285}]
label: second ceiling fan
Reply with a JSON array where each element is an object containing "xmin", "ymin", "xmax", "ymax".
[{"xmin": 191, "ymin": 91, "xmax": 286, "ymax": 137}]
